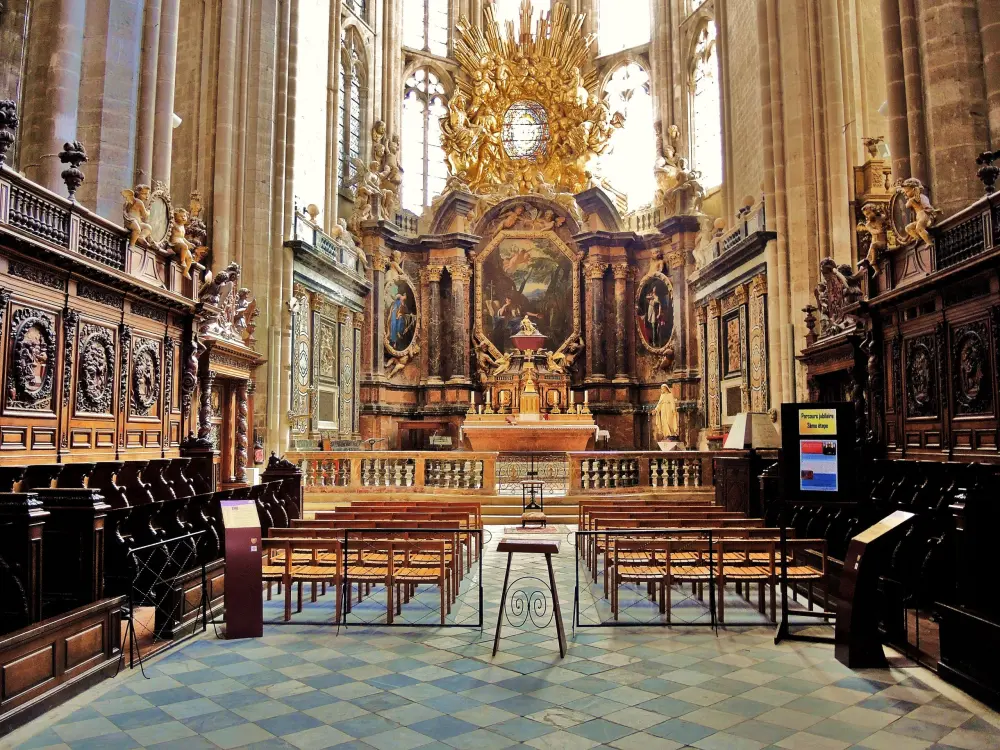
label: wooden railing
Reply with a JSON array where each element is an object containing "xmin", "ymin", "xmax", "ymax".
[
  {"xmin": 290, "ymin": 450, "xmax": 726, "ymax": 496},
  {"xmin": 287, "ymin": 451, "xmax": 499, "ymax": 494}
]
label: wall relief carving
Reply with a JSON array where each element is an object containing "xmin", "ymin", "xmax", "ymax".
[
  {"xmin": 6, "ymin": 307, "xmax": 57, "ymax": 411},
  {"xmin": 131, "ymin": 337, "xmax": 161, "ymax": 417},
  {"xmin": 952, "ymin": 320, "xmax": 993, "ymax": 416},
  {"xmin": 76, "ymin": 324, "xmax": 116, "ymax": 414},
  {"xmin": 905, "ymin": 334, "xmax": 938, "ymax": 418},
  {"xmin": 814, "ymin": 257, "xmax": 864, "ymax": 339}
]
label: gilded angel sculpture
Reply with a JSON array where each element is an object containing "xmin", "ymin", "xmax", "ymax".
[
  {"xmin": 122, "ymin": 185, "xmax": 153, "ymax": 248},
  {"xmin": 169, "ymin": 208, "xmax": 197, "ymax": 278}
]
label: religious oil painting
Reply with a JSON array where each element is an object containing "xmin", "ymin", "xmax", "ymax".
[
  {"xmin": 635, "ymin": 274, "xmax": 674, "ymax": 351},
  {"xmin": 384, "ymin": 278, "xmax": 417, "ymax": 354},
  {"xmin": 481, "ymin": 236, "xmax": 573, "ymax": 353}
]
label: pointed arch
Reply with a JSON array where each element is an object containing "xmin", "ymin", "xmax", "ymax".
[{"xmin": 401, "ymin": 67, "xmax": 449, "ymax": 211}]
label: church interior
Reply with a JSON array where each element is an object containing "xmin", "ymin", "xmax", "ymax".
[{"xmin": 2, "ymin": 0, "xmax": 1000, "ymax": 747}]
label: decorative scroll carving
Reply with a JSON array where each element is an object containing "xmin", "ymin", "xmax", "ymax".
[
  {"xmin": 164, "ymin": 335, "xmax": 175, "ymax": 413},
  {"xmin": 814, "ymin": 257, "xmax": 863, "ymax": 339},
  {"xmin": 198, "ymin": 370, "xmax": 217, "ymax": 440},
  {"xmin": 6, "ymin": 308, "xmax": 57, "ymax": 411},
  {"xmin": 235, "ymin": 383, "xmax": 248, "ymax": 482},
  {"xmin": 76, "ymin": 324, "xmax": 116, "ymax": 415},
  {"xmin": 61, "ymin": 309, "xmax": 80, "ymax": 402},
  {"xmin": 131, "ymin": 338, "xmax": 161, "ymax": 417},
  {"xmin": 118, "ymin": 325, "xmax": 132, "ymax": 418},
  {"xmin": 891, "ymin": 336, "xmax": 902, "ymax": 414},
  {"xmin": 952, "ymin": 320, "xmax": 993, "ymax": 416},
  {"xmin": 905, "ymin": 333, "xmax": 939, "ymax": 418},
  {"xmin": 130, "ymin": 300, "xmax": 167, "ymax": 324},
  {"xmin": 8, "ymin": 261, "xmax": 65, "ymax": 290},
  {"xmin": 182, "ymin": 332, "xmax": 205, "ymax": 421},
  {"xmin": 77, "ymin": 282, "xmax": 124, "ymax": 309}
]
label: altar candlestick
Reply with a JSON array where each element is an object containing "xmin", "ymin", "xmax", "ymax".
[
  {"xmin": 569, "ymin": 390, "xmax": 574, "ymax": 405},
  {"xmin": 584, "ymin": 390, "xmax": 589, "ymax": 404}
]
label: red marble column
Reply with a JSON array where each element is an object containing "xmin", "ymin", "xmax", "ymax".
[{"xmin": 613, "ymin": 263, "xmax": 629, "ymax": 381}]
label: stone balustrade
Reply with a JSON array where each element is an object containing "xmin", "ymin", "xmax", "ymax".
[
  {"xmin": 567, "ymin": 452, "xmax": 717, "ymax": 495},
  {"xmin": 287, "ymin": 451, "xmax": 498, "ymax": 494}
]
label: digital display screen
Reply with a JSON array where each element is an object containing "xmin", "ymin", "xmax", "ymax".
[{"xmin": 799, "ymin": 439, "xmax": 839, "ymax": 492}]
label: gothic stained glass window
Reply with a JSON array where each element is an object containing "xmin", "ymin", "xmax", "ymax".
[
  {"xmin": 403, "ymin": 0, "xmax": 449, "ymax": 56},
  {"xmin": 338, "ymin": 31, "xmax": 365, "ymax": 186},
  {"xmin": 402, "ymin": 68, "xmax": 448, "ymax": 211},
  {"xmin": 597, "ymin": 0, "xmax": 650, "ymax": 54},
  {"xmin": 691, "ymin": 20, "xmax": 723, "ymax": 189},
  {"xmin": 601, "ymin": 63, "xmax": 657, "ymax": 210}
]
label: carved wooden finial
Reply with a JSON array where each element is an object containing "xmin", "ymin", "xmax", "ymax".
[
  {"xmin": 0, "ymin": 100, "xmax": 18, "ymax": 166},
  {"xmin": 59, "ymin": 140, "xmax": 89, "ymax": 200}
]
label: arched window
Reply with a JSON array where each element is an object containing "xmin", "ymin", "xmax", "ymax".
[
  {"xmin": 690, "ymin": 20, "xmax": 722, "ymax": 189},
  {"xmin": 403, "ymin": 0, "xmax": 449, "ymax": 56},
  {"xmin": 601, "ymin": 63, "xmax": 657, "ymax": 210},
  {"xmin": 338, "ymin": 30, "xmax": 366, "ymax": 185},
  {"xmin": 597, "ymin": 0, "xmax": 650, "ymax": 54},
  {"xmin": 402, "ymin": 68, "xmax": 448, "ymax": 211},
  {"xmin": 490, "ymin": 0, "xmax": 550, "ymax": 33}
]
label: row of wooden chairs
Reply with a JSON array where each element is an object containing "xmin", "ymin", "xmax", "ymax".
[
  {"xmin": 577, "ymin": 497, "xmax": 715, "ymax": 530},
  {"xmin": 607, "ymin": 535, "xmax": 826, "ymax": 623}
]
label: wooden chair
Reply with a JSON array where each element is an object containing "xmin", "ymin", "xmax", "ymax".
[
  {"xmin": 781, "ymin": 539, "xmax": 828, "ymax": 611},
  {"xmin": 609, "ymin": 539, "xmax": 669, "ymax": 620},
  {"xmin": 389, "ymin": 538, "xmax": 451, "ymax": 625},
  {"xmin": 664, "ymin": 539, "xmax": 715, "ymax": 624},
  {"xmin": 262, "ymin": 538, "xmax": 343, "ymax": 623},
  {"xmin": 716, "ymin": 539, "xmax": 775, "ymax": 624}
]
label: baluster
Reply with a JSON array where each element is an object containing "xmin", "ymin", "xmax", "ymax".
[
  {"xmin": 404, "ymin": 460, "xmax": 414, "ymax": 487},
  {"xmin": 692, "ymin": 459, "xmax": 702, "ymax": 486},
  {"xmin": 393, "ymin": 461, "xmax": 402, "ymax": 487},
  {"xmin": 682, "ymin": 460, "xmax": 692, "ymax": 487}
]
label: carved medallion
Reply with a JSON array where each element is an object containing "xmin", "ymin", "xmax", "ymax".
[
  {"xmin": 131, "ymin": 338, "xmax": 161, "ymax": 416},
  {"xmin": 952, "ymin": 321, "xmax": 993, "ymax": 416},
  {"xmin": 905, "ymin": 335, "xmax": 938, "ymax": 418},
  {"xmin": 6, "ymin": 308, "xmax": 57, "ymax": 411},
  {"xmin": 76, "ymin": 324, "xmax": 116, "ymax": 414}
]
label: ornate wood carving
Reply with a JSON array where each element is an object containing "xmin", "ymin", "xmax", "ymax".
[
  {"xmin": 6, "ymin": 307, "xmax": 57, "ymax": 411},
  {"xmin": 814, "ymin": 257, "xmax": 863, "ymax": 339},
  {"xmin": 118, "ymin": 324, "xmax": 132, "ymax": 418},
  {"xmin": 164, "ymin": 335, "xmax": 175, "ymax": 413},
  {"xmin": 130, "ymin": 338, "xmax": 161, "ymax": 417},
  {"xmin": 76, "ymin": 324, "xmax": 116, "ymax": 415},
  {"xmin": 197, "ymin": 370, "xmax": 217, "ymax": 439},
  {"xmin": 77, "ymin": 282, "xmax": 124, "ymax": 309},
  {"xmin": 235, "ymin": 382, "xmax": 248, "ymax": 482},
  {"xmin": 952, "ymin": 319, "xmax": 993, "ymax": 416},
  {"xmin": 61, "ymin": 309, "xmax": 80, "ymax": 403},
  {"xmin": 905, "ymin": 332, "xmax": 939, "ymax": 418},
  {"xmin": 130, "ymin": 300, "xmax": 167, "ymax": 324},
  {"xmin": 749, "ymin": 274, "xmax": 769, "ymax": 412},
  {"xmin": 181, "ymin": 332, "xmax": 204, "ymax": 422},
  {"xmin": 8, "ymin": 261, "xmax": 65, "ymax": 291},
  {"xmin": 891, "ymin": 336, "xmax": 902, "ymax": 413}
]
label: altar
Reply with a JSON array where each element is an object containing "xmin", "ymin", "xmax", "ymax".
[{"xmin": 460, "ymin": 323, "xmax": 597, "ymax": 451}]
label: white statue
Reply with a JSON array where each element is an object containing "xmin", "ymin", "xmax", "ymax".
[{"xmin": 653, "ymin": 383, "xmax": 679, "ymax": 442}]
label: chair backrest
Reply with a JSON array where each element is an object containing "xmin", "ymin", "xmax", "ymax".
[{"xmin": 717, "ymin": 539, "xmax": 776, "ymax": 573}]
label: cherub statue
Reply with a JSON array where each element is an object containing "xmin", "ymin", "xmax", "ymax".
[
  {"xmin": 518, "ymin": 315, "xmax": 540, "ymax": 335},
  {"xmin": 169, "ymin": 208, "xmax": 196, "ymax": 278},
  {"xmin": 122, "ymin": 184, "xmax": 153, "ymax": 248},
  {"xmin": 234, "ymin": 288, "xmax": 258, "ymax": 344},
  {"xmin": 388, "ymin": 249, "xmax": 404, "ymax": 277},
  {"xmin": 901, "ymin": 178, "xmax": 940, "ymax": 246},
  {"xmin": 857, "ymin": 202, "xmax": 888, "ymax": 271},
  {"xmin": 200, "ymin": 261, "xmax": 240, "ymax": 305},
  {"xmin": 384, "ymin": 135, "xmax": 403, "ymax": 192},
  {"xmin": 386, "ymin": 342, "xmax": 419, "ymax": 378},
  {"xmin": 545, "ymin": 336, "xmax": 582, "ymax": 374},
  {"xmin": 491, "ymin": 350, "xmax": 514, "ymax": 377}
]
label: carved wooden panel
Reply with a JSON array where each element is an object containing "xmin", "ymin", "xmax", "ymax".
[
  {"xmin": 905, "ymin": 332, "xmax": 940, "ymax": 418},
  {"xmin": 129, "ymin": 336, "xmax": 161, "ymax": 418},
  {"xmin": 951, "ymin": 319, "xmax": 993, "ymax": 417},
  {"xmin": 75, "ymin": 323, "xmax": 116, "ymax": 416},
  {"xmin": 4, "ymin": 305, "xmax": 58, "ymax": 414}
]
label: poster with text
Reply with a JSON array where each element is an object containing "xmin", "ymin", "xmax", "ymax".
[{"xmin": 799, "ymin": 439, "xmax": 839, "ymax": 492}]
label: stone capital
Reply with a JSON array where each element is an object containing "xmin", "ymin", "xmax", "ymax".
[
  {"xmin": 751, "ymin": 273, "xmax": 768, "ymax": 297},
  {"xmin": 448, "ymin": 263, "xmax": 472, "ymax": 283},
  {"xmin": 732, "ymin": 284, "xmax": 748, "ymax": 306},
  {"xmin": 665, "ymin": 249, "xmax": 685, "ymax": 270},
  {"xmin": 371, "ymin": 251, "xmax": 389, "ymax": 272},
  {"xmin": 696, "ymin": 306, "xmax": 707, "ymax": 325},
  {"xmin": 707, "ymin": 298, "xmax": 721, "ymax": 318},
  {"xmin": 353, "ymin": 313, "xmax": 364, "ymax": 330},
  {"xmin": 612, "ymin": 263, "xmax": 630, "ymax": 281},
  {"xmin": 584, "ymin": 260, "xmax": 609, "ymax": 280},
  {"xmin": 423, "ymin": 264, "xmax": 445, "ymax": 283}
]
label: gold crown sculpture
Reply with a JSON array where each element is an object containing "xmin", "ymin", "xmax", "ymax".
[{"xmin": 442, "ymin": 0, "xmax": 624, "ymax": 197}]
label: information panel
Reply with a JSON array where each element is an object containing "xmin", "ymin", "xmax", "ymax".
[
  {"xmin": 220, "ymin": 498, "xmax": 263, "ymax": 639},
  {"xmin": 781, "ymin": 402, "xmax": 854, "ymax": 502}
]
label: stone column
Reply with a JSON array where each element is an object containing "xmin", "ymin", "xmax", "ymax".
[
  {"xmin": 19, "ymin": 0, "xmax": 86, "ymax": 193},
  {"xmin": 234, "ymin": 380, "xmax": 249, "ymax": 483},
  {"xmin": 980, "ymin": 0, "xmax": 1000, "ymax": 146},
  {"xmin": 198, "ymin": 370, "xmax": 217, "ymax": 440},
  {"xmin": 880, "ymin": 0, "xmax": 910, "ymax": 179},
  {"xmin": 584, "ymin": 260, "xmax": 608, "ymax": 381},
  {"xmin": 134, "ymin": 0, "xmax": 162, "ymax": 183},
  {"xmin": 213, "ymin": 0, "xmax": 241, "ymax": 269},
  {"xmin": 427, "ymin": 265, "xmax": 443, "ymax": 383},
  {"xmin": 325, "ymin": 0, "xmax": 343, "ymax": 227},
  {"xmin": 448, "ymin": 262, "xmax": 472, "ymax": 383},
  {"xmin": 666, "ymin": 248, "xmax": 688, "ymax": 369},
  {"xmin": 899, "ymin": 0, "xmax": 928, "ymax": 183},
  {"xmin": 380, "ymin": 0, "xmax": 403, "ymax": 136},
  {"xmin": 152, "ymin": 0, "xmax": 180, "ymax": 184},
  {"xmin": 612, "ymin": 263, "xmax": 629, "ymax": 381},
  {"xmin": 353, "ymin": 313, "xmax": 363, "ymax": 435},
  {"xmin": 748, "ymin": 273, "xmax": 770, "ymax": 413}
]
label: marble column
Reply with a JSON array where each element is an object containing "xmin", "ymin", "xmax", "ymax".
[
  {"xmin": 448, "ymin": 262, "xmax": 472, "ymax": 383},
  {"xmin": 706, "ymin": 300, "xmax": 721, "ymax": 431},
  {"xmin": 666, "ymin": 249, "xmax": 687, "ymax": 368},
  {"xmin": 427, "ymin": 265, "xmax": 444, "ymax": 383},
  {"xmin": 612, "ymin": 263, "xmax": 629, "ymax": 381},
  {"xmin": 198, "ymin": 370, "xmax": 217, "ymax": 440},
  {"xmin": 152, "ymin": 0, "xmax": 180, "ymax": 184},
  {"xmin": 584, "ymin": 259, "xmax": 608, "ymax": 381},
  {"xmin": 353, "ymin": 314, "xmax": 363, "ymax": 435},
  {"xmin": 134, "ymin": 0, "xmax": 161, "ymax": 183},
  {"xmin": 19, "ymin": 0, "xmax": 86, "ymax": 193},
  {"xmin": 370, "ymin": 249, "xmax": 387, "ymax": 377},
  {"xmin": 749, "ymin": 273, "xmax": 770, "ymax": 413}
]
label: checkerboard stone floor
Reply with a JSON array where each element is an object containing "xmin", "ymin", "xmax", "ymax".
[{"xmin": 9, "ymin": 528, "xmax": 999, "ymax": 750}]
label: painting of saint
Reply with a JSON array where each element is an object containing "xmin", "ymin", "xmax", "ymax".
[
  {"xmin": 384, "ymin": 279, "xmax": 417, "ymax": 352},
  {"xmin": 480, "ymin": 237, "xmax": 573, "ymax": 353},
  {"xmin": 636, "ymin": 276, "xmax": 673, "ymax": 349},
  {"xmin": 725, "ymin": 316, "xmax": 742, "ymax": 375}
]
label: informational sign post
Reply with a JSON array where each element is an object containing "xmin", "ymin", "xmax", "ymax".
[
  {"xmin": 220, "ymin": 498, "xmax": 263, "ymax": 639},
  {"xmin": 780, "ymin": 403, "xmax": 855, "ymax": 503}
]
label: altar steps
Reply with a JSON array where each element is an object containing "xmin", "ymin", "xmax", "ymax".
[{"xmin": 304, "ymin": 487, "xmax": 716, "ymax": 526}]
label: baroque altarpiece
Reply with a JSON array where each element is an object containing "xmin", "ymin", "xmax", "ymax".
[{"xmin": 343, "ymin": 2, "xmax": 755, "ymax": 450}]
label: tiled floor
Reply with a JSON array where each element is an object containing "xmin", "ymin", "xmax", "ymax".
[{"xmin": 8, "ymin": 528, "xmax": 999, "ymax": 750}]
